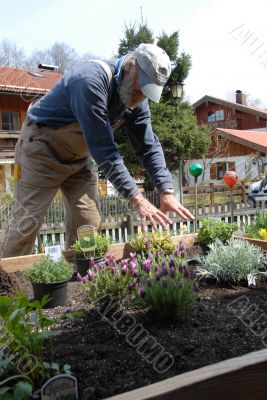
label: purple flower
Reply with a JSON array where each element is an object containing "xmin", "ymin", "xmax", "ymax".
[
  {"xmin": 89, "ymin": 257, "xmax": 95, "ymax": 267},
  {"xmin": 87, "ymin": 269, "xmax": 94, "ymax": 281},
  {"xmin": 146, "ymin": 278, "xmax": 153, "ymax": 287},
  {"xmin": 130, "ymin": 252, "xmax": 137, "ymax": 259},
  {"xmin": 169, "ymin": 267, "xmax": 176, "ymax": 278},
  {"xmin": 156, "ymin": 272, "xmax": 161, "ymax": 281},
  {"xmin": 142, "ymin": 259, "xmax": 152, "ymax": 273},
  {"xmin": 183, "ymin": 267, "xmax": 190, "ymax": 279},
  {"xmin": 178, "ymin": 263, "xmax": 183, "ymax": 273},
  {"xmin": 161, "ymin": 263, "xmax": 168, "ymax": 276},
  {"xmin": 169, "ymin": 258, "xmax": 175, "ymax": 269},
  {"xmin": 140, "ymin": 287, "xmax": 146, "ymax": 298},
  {"xmin": 175, "ymin": 240, "xmax": 186, "ymax": 257},
  {"xmin": 76, "ymin": 273, "xmax": 83, "ymax": 282},
  {"xmin": 111, "ymin": 267, "xmax": 116, "ymax": 275},
  {"xmin": 121, "ymin": 265, "xmax": 128, "ymax": 275},
  {"xmin": 161, "ymin": 260, "xmax": 167, "ymax": 268},
  {"xmin": 162, "ymin": 278, "xmax": 168, "ymax": 289},
  {"xmin": 128, "ymin": 282, "xmax": 136, "ymax": 291}
]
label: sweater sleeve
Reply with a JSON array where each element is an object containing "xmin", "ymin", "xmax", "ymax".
[{"xmin": 64, "ymin": 64, "xmax": 139, "ymax": 199}]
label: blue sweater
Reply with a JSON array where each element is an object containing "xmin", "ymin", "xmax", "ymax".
[{"xmin": 28, "ymin": 58, "xmax": 173, "ymax": 199}]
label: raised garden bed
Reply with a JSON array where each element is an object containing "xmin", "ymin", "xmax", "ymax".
[{"xmin": 1, "ymin": 234, "xmax": 267, "ymax": 400}]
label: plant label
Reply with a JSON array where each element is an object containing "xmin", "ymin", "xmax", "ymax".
[
  {"xmin": 77, "ymin": 225, "xmax": 96, "ymax": 253},
  {"xmin": 45, "ymin": 245, "xmax": 62, "ymax": 261},
  {"xmin": 41, "ymin": 374, "xmax": 78, "ymax": 399},
  {"xmin": 247, "ymin": 273, "xmax": 266, "ymax": 289}
]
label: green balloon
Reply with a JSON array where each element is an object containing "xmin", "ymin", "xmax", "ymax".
[{"xmin": 189, "ymin": 163, "xmax": 203, "ymax": 177}]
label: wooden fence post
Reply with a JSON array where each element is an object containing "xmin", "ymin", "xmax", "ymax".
[
  {"xmin": 210, "ymin": 183, "xmax": 214, "ymax": 205},
  {"xmin": 126, "ymin": 214, "xmax": 134, "ymax": 238}
]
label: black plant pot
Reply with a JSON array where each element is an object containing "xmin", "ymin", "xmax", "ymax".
[
  {"xmin": 75, "ymin": 258, "xmax": 90, "ymax": 276},
  {"xmin": 75, "ymin": 257, "xmax": 105, "ymax": 276},
  {"xmin": 31, "ymin": 280, "xmax": 68, "ymax": 308}
]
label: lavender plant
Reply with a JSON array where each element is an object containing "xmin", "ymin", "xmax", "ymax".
[{"xmin": 81, "ymin": 241, "xmax": 197, "ymax": 320}]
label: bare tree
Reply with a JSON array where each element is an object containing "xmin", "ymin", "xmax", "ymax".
[
  {"xmin": 0, "ymin": 39, "xmax": 26, "ymax": 68},
  {"xmin": 26, "ymin": 42, "xmax": 80, "ymax": 73}
]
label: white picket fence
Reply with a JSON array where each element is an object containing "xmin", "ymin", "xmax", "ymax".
[{"xmin": 0, "ymin": 200, "xmax": 265, "ymax": 252}]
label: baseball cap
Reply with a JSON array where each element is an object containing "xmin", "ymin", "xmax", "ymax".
[{"xmin": 135, "ymin": 43, "xmax": 171, "ymax": 103}]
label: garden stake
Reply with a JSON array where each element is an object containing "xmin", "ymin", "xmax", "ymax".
[
  {"xmin": 189, "ymin": 163, "xmax": 203, "ymax": 233},
  {"xmin": 223, "ymin": 171, "xmax": 238, "ymax": 224}
]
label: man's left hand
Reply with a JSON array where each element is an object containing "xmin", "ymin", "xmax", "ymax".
[{"xmin": 159, "ymin": 193, "xmax": 195, "ymax": 220}]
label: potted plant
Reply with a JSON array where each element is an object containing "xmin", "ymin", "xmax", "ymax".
[
  {"xmin": 24, "ymin": 256, "xmax": 74, "ymax": 308},
  {"xmin": 71, "ymin": 234, "xmax": 112, "ymax": 276}
]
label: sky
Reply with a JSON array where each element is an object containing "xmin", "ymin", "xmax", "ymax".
[{"xmin": 1, "ymin": 0, "xmax": 267, "ymax": 106}]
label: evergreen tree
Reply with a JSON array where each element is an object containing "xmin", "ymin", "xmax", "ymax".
[{"xmin": 115, "ymin": 20, "xmax": 211, "ymax": 185}]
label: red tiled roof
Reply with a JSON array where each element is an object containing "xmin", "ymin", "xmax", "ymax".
[
  {"xmin": 193, "ymin": 95, "xmax": 267, "ymax": 119},
  {"xmin": 217, "ymin": 128, "xmax": 267, "ymax": 152},
  {"xmin": 0, "ymin": 66, "xmax": 62, "ymax": 95}
]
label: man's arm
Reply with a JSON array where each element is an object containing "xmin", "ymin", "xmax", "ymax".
[{"xmin": 126, "ymin": 100, "xmax": 194, "ymax": 227}]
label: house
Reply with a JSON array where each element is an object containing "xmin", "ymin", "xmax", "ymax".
[
  {"xmin": 189, "ymin": 91, "xmax": 267, "ymax": 185},
  {"xmin": 0, "ymin": 66, "xmax": 61, "ymax": 191}
]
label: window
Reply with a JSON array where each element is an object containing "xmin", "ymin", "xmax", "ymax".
[
  {"xmin": 0, "ymin": 112, "xmax": 20, "ymax": 131},
  {"xmin": 216, "ymin": 162, "xmax": 227, "ymax": 179},
  {"xmin": 210, "ymin": 161, "xmax": 235, "ymax": 180},
  {"xmin": 207, "ymin": 110, "xmax": 224, "ymax": 122}
]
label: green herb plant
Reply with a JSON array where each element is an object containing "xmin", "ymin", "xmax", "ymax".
[
  {"xmin": 197, "ymin": 218, "xmax": 238, "ymax": 245},
  {"xmin": 196, "ymin": 238, "xmax": 265, "ymax": 284},
  {"xmin": 24, "ymin": 256, "xmax": 73, "ymax": 283},
  {"xmin": 130, "ymin": 230, "xmax": 175, "ymax": 256},
  {"xmin": 0, "ymin": 291, "xmax": 81, "ymax": 399},
  {"xmin": 71, "ymin": 234, "xmax": 112, "ymax": 259}
]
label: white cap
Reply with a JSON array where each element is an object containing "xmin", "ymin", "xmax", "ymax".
[{"xmin": 135, "ymin": 43, "xmax": 171, "ymax": 103}]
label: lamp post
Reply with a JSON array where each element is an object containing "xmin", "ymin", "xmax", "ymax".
[{"xmin": 170, "ymin": 82, "xmax": 184, "ymax": 205}]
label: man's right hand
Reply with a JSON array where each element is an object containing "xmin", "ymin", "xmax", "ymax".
[{"xmin": 131, "ymin": 193, "xmax": 172, "ymax": 232}]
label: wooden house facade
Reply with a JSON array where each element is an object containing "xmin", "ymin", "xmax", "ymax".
[
  {"xmin": 189, "ymin": 91, "xmax": 267, "ymax": 185},
  {"xmin": 0, "ymin": 66, "xmax": 61, "ymax": 191}
]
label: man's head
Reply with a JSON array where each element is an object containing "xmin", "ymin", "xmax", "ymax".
[
  {"xmin": 119, "ymin": 43, "xmax": 171, "ymax": 108},
  {"xmin": 135, "ymin": 43, "xmax": 171, "ymax": 103}
]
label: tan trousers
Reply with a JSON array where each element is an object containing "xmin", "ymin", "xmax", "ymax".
[{"xmin": 1, "ymin": 119, "xmax": 101, "ymax": 257}]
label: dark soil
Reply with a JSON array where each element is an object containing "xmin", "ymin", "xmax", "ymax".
[{"xmin": 5, "ymin": 265, "xmax": 267, "ymax": 400}]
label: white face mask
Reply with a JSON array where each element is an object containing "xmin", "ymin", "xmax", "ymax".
[{"xmin": 119, "ymin": 64, "xmax": 146, "ymax": 109}]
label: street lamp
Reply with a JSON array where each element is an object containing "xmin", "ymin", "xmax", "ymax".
[
  {"xmin": 170, "ymin": 82, "xmax": 184, "ymax": 100},
  {"xmin": 170, "ymin": 82, "xmax": 184, "ymax": 205}
]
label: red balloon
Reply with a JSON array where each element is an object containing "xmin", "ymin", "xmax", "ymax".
[{"xmin": 223, "ymin": 171, "xmax": 238, "ymax": 190}]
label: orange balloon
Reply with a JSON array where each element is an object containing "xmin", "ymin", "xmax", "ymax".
[{"xmin": 223, "ymin": 171, "xmax": 238, "ymax": 190}]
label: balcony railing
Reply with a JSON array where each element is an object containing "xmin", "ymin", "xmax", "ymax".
[{"xmin": 0, "ymin": 130, "xmax": 21, "ymax": 138}]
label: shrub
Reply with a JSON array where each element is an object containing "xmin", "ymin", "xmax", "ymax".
[
  {"xmin": 25, "ymin": 256, "xmax": 73, "ymax": 283},
  {"xmin": 197, "ymin": 218, "xmax": 238, "ymax": 245},
  {"xmin": 196, "ymin": 238, "xmax": 265, "ymax": 284},
  {"xmin": 130, "ymin": 230, "xmax": 175, "ymax": 256}
]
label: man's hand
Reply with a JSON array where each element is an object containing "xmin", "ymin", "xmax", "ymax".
[
  {"xmin": 131, "ymin": 192, "xmax": 194, "ymax": 232},
  {"xmin": 159, "ymin": 192, "xmax": 195, "ymax": 220},
  {"xmin": 131, "ymin": 193, "xmax": 172, "ymax": 232}
]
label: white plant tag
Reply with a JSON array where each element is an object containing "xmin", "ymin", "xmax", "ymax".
[{"xmin": 45, "ymin": 245, "xmax": 62, "ymax": 261}]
